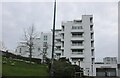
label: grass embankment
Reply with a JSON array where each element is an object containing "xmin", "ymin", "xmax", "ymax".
[{"xmin": 2, "ymin": 57, "xmax": 49, "ymax": 76}]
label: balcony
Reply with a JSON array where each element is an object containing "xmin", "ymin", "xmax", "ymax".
[
  {"xmin": 91, "ymin": 39, "xmax": 94, "ymax": 41},
  {"xmin": 70, "ymin": 55, "xmax": 84, "ymax": 59},
  {"xmin": 71, "ymin": 37, "xmax": 84, "ymax": 41},
  {"xmin": 90, "ymin": 30, "xmax": 94, "ymax": 33},
  {"xmin": 71, "ymin": 29, "xmax": 84, "ymax": 33},
  {"xmin": 72, "ymin": 52, "xmax": 83, "ymax": 55},
  {"xmin": 55, "ymin": 35, "xmax": 61, "ymax": 40},
  {"xmin": 71, "ymin": 46, "xmax": 84, "ymax": 49},
  {"xmin": 55, "ymin": 42, "xmax": 61, "ymax": 46},
  {"xmin": 91, "ymin": 47, "xmax": 95, "ymax": 50}
]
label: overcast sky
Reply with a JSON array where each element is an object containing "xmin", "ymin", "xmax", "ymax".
[{"xmin": 1, "ymin": 1, "xmax": 118, "ymax": 61}]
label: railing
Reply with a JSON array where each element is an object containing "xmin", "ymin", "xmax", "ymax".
[
  {"xmin": 72, "ymin": 44, "xmax": 83, "ymax": 46},
  {"xmin": 72, "ymin": 52, "xmax": 83, "ymax": 55}
]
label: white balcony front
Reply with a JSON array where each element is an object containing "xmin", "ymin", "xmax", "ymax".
[
  {"xmin": 71, "ymin": 37, "xmax": 84, "ymax": 41},
  {"xmin": 55, "ymin": 36, "xmax": 61, "ymax": 40},
  {"xmin": 71, "ymin": 29, "xmax": 84, "ymax": 33},
  {"xmin": 71, "ymin": 46, "xmax": 84, "ymax": 49},
  {"xmin": 71, "ymin": 52, "xmax": 84, "ymax": 55},
  {"xmin": 55, "ymin": 42, "xmax": 61, "ymax": 46},
  {"xmin": 70, "ymin": 55, "xmax": 84, "ymax": 59}
]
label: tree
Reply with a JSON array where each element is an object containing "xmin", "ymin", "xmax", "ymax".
[
  {"xmin": 53, "ymin": 58, "xmax": 83, "ymax": 78},
  {"xmin": 38, "ymin": 43, "xmax": 49, "ymax": 64},
  {"xmin": 23, "ymin": 25, "xmax": 37, "ymax": 63}
]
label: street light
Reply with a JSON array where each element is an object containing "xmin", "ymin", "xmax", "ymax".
[{"xmin": 50, "ymin": 0, "xmax": 56, "ymax": 78}]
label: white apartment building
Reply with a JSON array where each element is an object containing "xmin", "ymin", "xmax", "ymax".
[{"xmin": 60, "ymin": 15, "xmax": 95, "ymax": 76}]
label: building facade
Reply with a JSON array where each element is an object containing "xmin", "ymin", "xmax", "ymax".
[
  {"xmin": 59, "ymin": 15, "xmax": 95, "ymax": 76},
  {"xmin": 94, "ymin": 57, "xmax": 118, "ymax": 77},
  {"xmin": 94, "ymin": 63, "xmax": 117, "ymax": 77},
  {"xmin": 15, "ymin": 32, "xmax": 52, "ymax": 62},
  {"xmin": 103, "ymin": 57, "xmax": 117, "ymax": 64}
]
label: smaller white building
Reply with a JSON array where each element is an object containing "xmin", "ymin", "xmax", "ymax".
[
  {"xmin": 103, "ymin": 57, "xmax": 117, "ymax": 64},
  {"xmin": 15, "ymin": 32, "xmax": 52, "ymax": 63},
  {"xmin": 93, "ymin": 57, "xmax": 118, "ymax": 77}
]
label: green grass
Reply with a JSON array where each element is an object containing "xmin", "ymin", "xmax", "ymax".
[{"xmin": 2, "ymin": 57, "xmax": 49, "ymax": 76}]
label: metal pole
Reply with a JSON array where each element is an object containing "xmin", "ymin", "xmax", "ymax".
[{"xmin": 51, "ymin": 0, "xmax": 56, "ymax": 78}]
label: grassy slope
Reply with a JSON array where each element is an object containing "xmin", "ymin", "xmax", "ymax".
[{"xmin": 2, "ymin": 57, "xmax": 49, "ymax": 76}]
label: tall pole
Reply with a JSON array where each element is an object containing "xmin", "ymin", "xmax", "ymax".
[{"xmin": 51, "ymin": 0, "xmax": 56, "ymax": 77}]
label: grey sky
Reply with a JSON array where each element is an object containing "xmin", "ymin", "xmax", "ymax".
[{"xmin": 1, "ymin": 2, "xmax": 118, "ymax": 61}]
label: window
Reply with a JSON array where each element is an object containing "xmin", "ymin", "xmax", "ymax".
[
  {"xmin": 91, "ymin": 41, "xmax": 94, "ymax": 47},
  {"xmin": 91, "ymin": 49, "xmax": 94, "ymax": 56},
  {"xmin": 72, "ymin": 49, "xmax": 83, "ymax": 54},
  {"xmin": 19, "ymin": 48, "xmax": 21, "ymax": 53},
  {"xmin": 38, "ymin": 48, "xmax": 40, "ymax": 51},
  {"xmin": 62, "ymin": 34, "xmax": 64, "ymax": 39},
  {"xmin": 62, "ymin": 50, "xmax": 64, "ymax": 56},
  {"xmin": 91, "ymin": 33, "xmax": 94, "ymax": 39},
  {"xmin": 90, "ymin": 25, "xmax": 93, "ymax": 31},
  {"xmin": 72, "ymin": 33, "xmax": 83, "ymax": 37},
  {"xmin": 43, "ymin": 42, "xmax": 47, "ymax": 47},
  {"xmin": 62, "ymin": 42, "xmax": 64, "ymax": 47},
  {"xmin": 44, "ymin": 35, "xmax": 47, "ymax": 40},
  {"xmin": 43, "ymin": 48, "xmax": 47, "ymax": 52},
  {"xmin": 72, "ymin": 41, "xmax": 83, "ymax": 46},
  {"xmin": 92, "ymin": 58, "xmax": 94, "ymax": 64},
  {"xmin": 80, "ymin": 58, "xmax": 83, "ymax": 61},
  {"xmin": 62, "ymin": 25, "xmax": 64, "ymax": 31},
  {"xmin": 90, "ymin": 17, "xmax": 93, "ymax": 23}
]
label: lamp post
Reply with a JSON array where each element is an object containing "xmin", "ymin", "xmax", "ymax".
[{"xmin": 50, "ymin": 0, "xmax": 56, "ymax": 78}]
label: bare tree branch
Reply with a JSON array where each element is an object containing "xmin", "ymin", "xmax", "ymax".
[{"xmin": 21, "ymin": 24, "xmax": 38, "ymax": 63}]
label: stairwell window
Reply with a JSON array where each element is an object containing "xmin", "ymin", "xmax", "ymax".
[{"xmin": 90, "ymin": 17, "xmax": 93, "ymax": 23}]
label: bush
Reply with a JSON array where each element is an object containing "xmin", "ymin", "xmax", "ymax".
[{"xmin": 52, "ymin": 59, "xmax": 83, "ymax": 78}]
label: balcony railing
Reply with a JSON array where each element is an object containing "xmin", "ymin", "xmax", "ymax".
[
  {"xmin": 72, "ymin": 44, "xmax": 83, "ymax": 46},
  {"xmin": 72, "ymin": 52, "xmax": 83, "ymax": 55}
]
